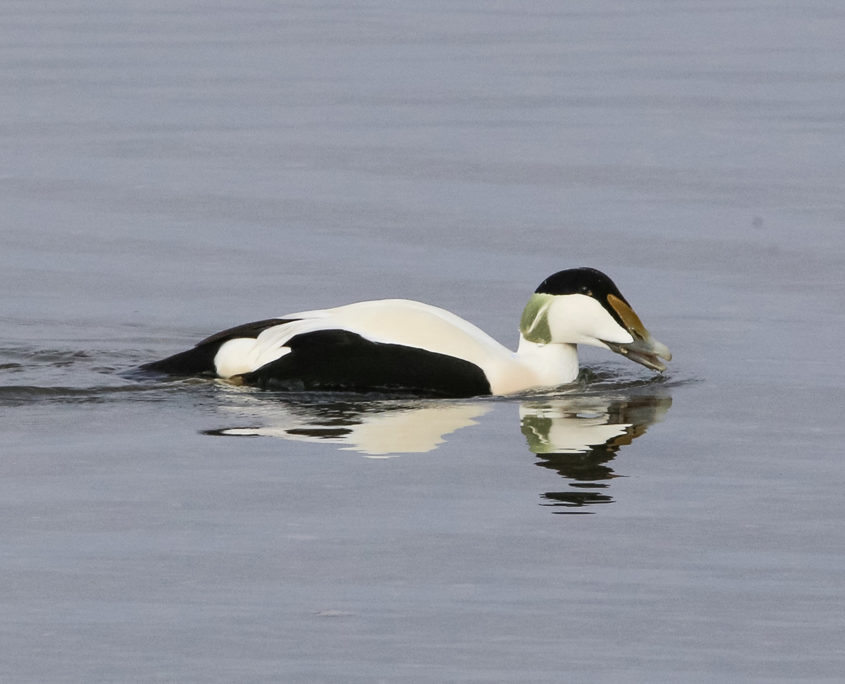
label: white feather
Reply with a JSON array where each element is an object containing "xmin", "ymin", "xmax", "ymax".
[
  {"xmin": 209, "ymin": 290, "xmax": 663, "ymax": 395},
  {"xmin": 547, "ymin": 294, "xmax": 635, "ymax": 347},
  {"xmin": 212, "ymin": 299, "xmax": 578, "ymax": 393}
]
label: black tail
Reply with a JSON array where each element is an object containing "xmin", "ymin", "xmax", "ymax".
[
  {"xmin": 140, "ymin": 318, "xmax": 291, "ymax": 377},
  {"xmin": 139, "ymin": 346, "xmax": 221, "ymax": 376}
]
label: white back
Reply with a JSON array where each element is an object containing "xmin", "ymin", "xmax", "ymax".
[{"xmin": 215, "ymin": 299, "xmax": 517, "ymax": 381}]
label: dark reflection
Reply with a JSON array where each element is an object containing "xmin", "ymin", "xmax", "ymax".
[{"xmin": 520, "ymin": 394, "xmax": 672, "ymax": 513}]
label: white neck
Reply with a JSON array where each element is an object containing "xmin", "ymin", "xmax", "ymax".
[{"xmin": 488, "ymin": 336, "xmax": 580, "ymax": 395}]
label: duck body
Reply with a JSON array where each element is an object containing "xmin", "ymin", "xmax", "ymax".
[{"xmin": 142, "ymin": 268, "xmax": 671, "ymax": 397}]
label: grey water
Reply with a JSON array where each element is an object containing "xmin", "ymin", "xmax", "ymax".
[{"xmin": 2, "ymin": 1, "xmax": 844, "ymax": 681}]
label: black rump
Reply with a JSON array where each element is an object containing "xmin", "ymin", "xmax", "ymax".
[{"xmin": 140, "ymin": 318, "xmax": 292, "ymax": 376}]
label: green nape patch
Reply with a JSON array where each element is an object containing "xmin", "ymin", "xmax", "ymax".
[{"xmin": 519, "ymin": 293, "xmax": 554, "ymax": 343}]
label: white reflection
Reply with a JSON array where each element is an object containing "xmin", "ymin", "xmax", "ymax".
[
  {"xmin": 206, "ymin": 388, "xmax": 670, "ymax": 463},
  {"xmin": 208, "ymin": 397, "xmax": 491, "ymax": 457},
  {"xmin": 519, "ymin": 394, "xmax": 672, "ymax": 512},
  {"xmin": 206, "ymin": 387, "xmax": 672, "ymax": 511},
  {"xmin": 519, "ymin": 395, "xmax": 672, "ymax": 455}
]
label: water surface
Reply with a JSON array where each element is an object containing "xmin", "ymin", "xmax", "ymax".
[{"xmin": 2, "ymin": 1, "xmax": 844, "ymax": 682}]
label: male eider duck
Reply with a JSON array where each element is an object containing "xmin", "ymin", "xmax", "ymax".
[{"xmin": 142, "ymin": 267, "xmax": 671, "ymax": 397}]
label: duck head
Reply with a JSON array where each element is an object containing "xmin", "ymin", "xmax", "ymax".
[{"xmin": 520, "ymin": 267, "xmax": 672, "ymax": 372}]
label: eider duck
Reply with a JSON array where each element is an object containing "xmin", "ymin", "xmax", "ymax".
[{"xmin": 142, "ymin": 267, "xmax": 671, "ymax": 397}]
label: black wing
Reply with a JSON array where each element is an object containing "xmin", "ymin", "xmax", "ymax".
[{"xmin": 240, "ymin": 329, "xmax": 492, "ymax": 398}]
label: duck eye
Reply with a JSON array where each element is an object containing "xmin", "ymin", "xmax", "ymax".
[{"xmin": 580, "ymin": 286, "xmax": 592, "ymax": 296}]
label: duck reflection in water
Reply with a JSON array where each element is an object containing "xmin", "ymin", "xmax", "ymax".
[
  {"xmin": 206, "ymin": 396, "xmax": 491, "ymax": 457},
  {"xmin": 206, "ymin": 385, "xmax": 671, "ymax": 512},
  {"xmin": 520, "ymin": 394, "xmax": 672, "ymax": 513}
]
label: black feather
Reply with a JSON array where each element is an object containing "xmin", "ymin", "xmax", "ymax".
[
  {"xmin": 240, "ymin": 329, "xmax": 492, "ymax": 398},
  {"xmin": 140, "ymin": 318, "xmax": 293, "ymax": 376},
  {"xmin": 534, "ymin": 267, "xmax": 629, "ymax": 303}
]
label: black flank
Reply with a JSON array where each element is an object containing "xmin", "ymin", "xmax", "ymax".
[{"xmin": 240, "ymin": 329, "xmax": 492, "ymax": 398}]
